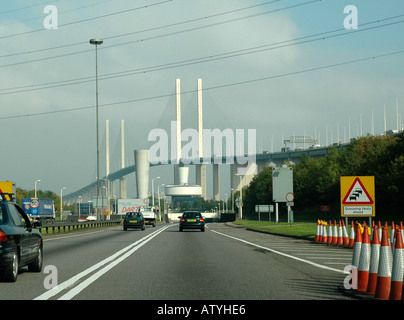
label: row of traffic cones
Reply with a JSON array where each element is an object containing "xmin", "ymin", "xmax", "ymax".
[
  {"xmin": 315, "ymin": 220, "xmax": 350, "ymax": 247},
  {"xmin": 351, "ymin": 221, "xmax": 404, "ymax": 300}
]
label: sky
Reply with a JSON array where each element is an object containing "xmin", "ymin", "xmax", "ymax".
[{"xmin": 0, "ymin": 0, "xmax": 404, "ymax": 202}]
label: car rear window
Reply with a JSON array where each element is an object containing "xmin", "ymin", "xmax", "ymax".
[
  {"xmin": 126, "ymin": 212, "xmax": 142, "ymax": 218},
  {"xmin": 183, "ymin": 212, "xmax": 201, "ymax": 218}
]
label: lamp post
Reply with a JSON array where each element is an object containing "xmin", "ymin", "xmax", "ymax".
[
  {"xmin": 236, "ymin": 174, "xmax": 243, "ymax": 220},
  {"xmin": 151, "ymin": 176, "xmax": 160, "ymax": 209},
  {"xmin": 34, "ymin": 179, "xmax": 41, "ymax": 198},
  {"xmin": 157, "ymin": 184, "xmax": 165, "ymax": 221},
  {"xmin": 60, "ymin": 187, "xmax": 66, "ymax": 220},
  {"xmin": 89, "ymin": 38, "xmax": 103, "ymax": 221},
  {"xmin": 231, "ymin": 188, "xmax": 234, "ymax": 213},
  {"xmin": 78, "ymin": 196, "xmax": 82, "ymax": 219}
]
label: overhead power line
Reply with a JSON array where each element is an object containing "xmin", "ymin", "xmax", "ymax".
[
  {"xmin": 0, "ymin": 0, "xmax": 175, "ymax": 40},
  {"xmin": 0, "ymin": 0, "xmax": 284, "ymax": 58},
  {"xmin": 1, "ymin": 48, "xmax": 403, "ymax": 120},
  {"xmin": 1, "ymin": 14, "xmax": 403, "ymax": 96},
  {"xmin": 0, "ymin": 0, "xmax": 319, "ymax": 64}
]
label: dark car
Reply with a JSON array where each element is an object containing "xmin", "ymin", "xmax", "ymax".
[
  {"xmin": 179, "ymin": 211, "xmax": 205, "ymax": 232},
  {"xmin": 0, "ymin": 194, "xmax": 43, "ymax": 282},
  {"xmin": 123, "ymin": 212, "xmax": 145, "ymax": 231}
]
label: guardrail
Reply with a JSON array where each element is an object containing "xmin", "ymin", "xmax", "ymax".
[{"xmin": 38, "ymin": 219, "xmax": 122, "ymax": 235}]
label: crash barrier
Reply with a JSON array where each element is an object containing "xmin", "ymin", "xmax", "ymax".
[
  {"xmin": 316, "ymin": 219, "xmax": 404, "ymax": 300},
  {"xmin": 37, "ymin": 219, "xmax": 122, "ymax": 235}
]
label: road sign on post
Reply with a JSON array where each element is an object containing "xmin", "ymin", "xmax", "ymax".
[
  {"xmin": 340, "ymin": 176, "xmax": 375, "ymax": 217},
  {"xmin": 272, "ymin": 166, "xmax": 293, "ymax": 223}
]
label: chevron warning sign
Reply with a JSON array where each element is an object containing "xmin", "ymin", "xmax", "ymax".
[{"xmin": 341, "ymin": 176, "xmax": 375, "ymax": 217}]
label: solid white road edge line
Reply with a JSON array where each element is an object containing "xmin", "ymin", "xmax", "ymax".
[
  {"xmin": 211, "ymin": 230, "xmax": 349, "ymax": 275},
  {"xmin": 34, "ymin": 225, "xmax": 171, "ymax": 300}
]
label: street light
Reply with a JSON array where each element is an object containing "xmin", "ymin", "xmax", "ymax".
[
  {"xmin": 231, "ymin": 188, "xmax": 234, "ymax": 213},
  {"xmin": 34, "ymin": 179, "xmax": 41, "ymax": 198},
  {"xmin": 236, "ymin": 174, "xmax": 243, "ymax": 220},
  {"xmin": 151, "ymin": 176, "xmax": 160, "ymax": 209},
  {"xmin": 157, "ymin": 184, "xmax": 165, "ymax": 221},
  {"xmin": 78, "ymin": 196, "xmax": 82, "ymax": 219},
  {"xmin": 60, "ymin": 187, "xmax": 66, "ymax": 220},
  {"xmin": 89, "ymin": 38, "xmax": 103, "ymax": 221}
]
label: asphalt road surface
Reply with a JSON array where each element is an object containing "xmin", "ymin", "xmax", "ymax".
[{"xmin": 0, "ymin": 222, "xmax": 356, "ymax": 301}]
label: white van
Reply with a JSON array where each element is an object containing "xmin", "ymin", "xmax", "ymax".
[{"xmin": 139, "ymin": 206, "xmax": 156, "ymax": 227}]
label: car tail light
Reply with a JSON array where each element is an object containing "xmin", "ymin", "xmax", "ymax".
[
  {"xmin": 199, "ymin": 218, "xmax": 204, "ymax": 222},
  {"xmin": 180, "ymin": 218, "xmax": 185, "ymax": 222},
  {"xmin": 0, "ymin": 231, "xmax": 7, "ymax": 242}
]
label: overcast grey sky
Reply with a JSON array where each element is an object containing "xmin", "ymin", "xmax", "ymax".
[{"xmin": 1, "ymin": 0, "xmax": 403, "ymax": 199}]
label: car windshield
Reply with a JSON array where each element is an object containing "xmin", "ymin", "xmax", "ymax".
[
  {"xmin": 183, "ymin": 212, "xmax": 201, "ymax": 218},
  {"xmin": 140, "ymin": 207, "xmax": 153, "ymax": 211}
]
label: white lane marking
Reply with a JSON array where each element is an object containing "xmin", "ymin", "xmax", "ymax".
[
  {"xmin": 211, "ymin": 230, "xmax": 349, "ymax": 275},
  {"xmin": 34, "ymin": 225, "xmax": 171, "ymax": 300}
]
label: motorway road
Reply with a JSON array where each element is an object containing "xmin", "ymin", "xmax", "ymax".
[{"xmin": 0, "ymin": 222, "xmax": 356, "ymax": 301}]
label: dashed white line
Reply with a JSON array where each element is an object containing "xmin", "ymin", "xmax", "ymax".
[{"xmin": 211, "ymin": 230, "xmax": 349, "ymax": 275}]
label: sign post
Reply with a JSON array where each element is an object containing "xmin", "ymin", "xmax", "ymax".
[
  {"xmin": 255, "ymin": 205, "xmax": 272, "ymax": 222},
  {"xmin": 272, "ymin": 166, "xmax": 293, "ymax": 223}
]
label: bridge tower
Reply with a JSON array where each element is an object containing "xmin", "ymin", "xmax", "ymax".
[
  {"xmin": 195, "ymin": 78, "xmax": 207, "ymax": 199},
  {"xmin": 120, "ymin": 119, "xmax": 127, "ymax": 199}
]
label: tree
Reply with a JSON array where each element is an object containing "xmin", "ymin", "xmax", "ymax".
[{"xmin": 243, "ymin": 165, "xmax": 273, "ymax": 216}]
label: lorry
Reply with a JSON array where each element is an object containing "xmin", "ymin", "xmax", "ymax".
[
  {"xmin": 139, "ymin": 206, "xmax": 157, "ymax": 227},
  {"xmin": 21, "ymin": 198, "xmax": 55, "ymax": 222},
  {"xmin": 0, "ymin": 181, "xmax": 16, "ymax": 201}
]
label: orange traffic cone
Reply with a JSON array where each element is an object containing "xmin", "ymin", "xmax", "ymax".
[
  {"xmin": 342, "ymin": 220, "xmax": 349, "ymax": 246},
  {"xmin": 389, "ymin": 226, "xmax": 404, "ymax": 300},
  {"xmin": 337, "ymin": 220, "xmax": 343, "ymax": 246},
  {"xmin": 328, "ymin": 220, "xmax": 333, "ymax": 245},
  {"xmin": 320, "ymin": 220, "xmax": 325, "ymax": 242},
  {"xmin": 349, "ymin": 221, "xmax": 355, "ymax": 248},
  {"xmin": 315, "ymin": 220, "xmax": 320, "ymax": 242},
  {"xmin": 390, "ymin": 221, "xmax": 395, "ymax": 250},
  {"xmin": 332, "ymin": 220, "xmax": 338, "ymax": 245},
  {"xmin": 366, "ymin": 224, "xmax": 381, "ymax": 295},
  {"xmin": 370, "ymin": 220, "xmax": 375, "ymax": 240},
  {"xmin": 322, "ymin": 221, "xmax": 328, "ymax": 243},
  {"xmin": 374, "ymin": 226, "xmax": 393, "ymax": 300},
  {"xmin": 401, "ymin": 222, "xmax": 404, "ymax": 244},
  {"xmin": 352, "ymin": 223, "xmax": 362, "ymax": 270},
  {"xmin": 378, "ymin": 221, "xmax": 382, "ymax": 243},
  {"xmin": 357, "ymin": 224, "xmax": 371, "ymax": 292}
]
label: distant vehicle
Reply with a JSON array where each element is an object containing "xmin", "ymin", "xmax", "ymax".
[
  {"xmin": 0, "ymin": 193, "xmax": 43, "ymax": 282},
  {"xmin": 123, "ymin": 212, "xmax": 145, "ymax": 231},
  {"xmin": 179, "ymin": 211, "xmax": 205, "ymax": 232},
  {"xmin": 139, "ymin": 206, "xmax": 156, "ymax": 227},
  {"xmin": 78, "ymin": 215, "xmax": 96, "ymax": 222},
  {"xmin": 21, "ymin": 198, "xmax": 55, "ymax": 222}
]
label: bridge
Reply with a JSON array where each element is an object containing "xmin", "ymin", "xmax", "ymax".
[{"xmin": 63, "ymin": 78, "xmax": 341, "ymax": 207}]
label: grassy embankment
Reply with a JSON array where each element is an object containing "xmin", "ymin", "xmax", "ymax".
[{"xmin": 231, "ymin": 220, "xmax": 317, "ymax": 239}]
